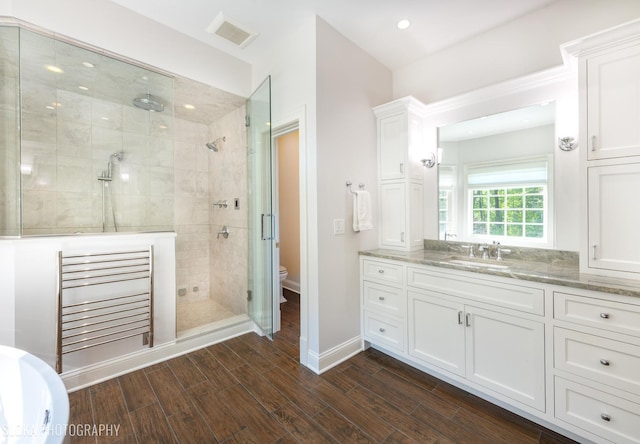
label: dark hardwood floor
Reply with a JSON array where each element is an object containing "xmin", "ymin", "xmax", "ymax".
[{"xmin": 68, "ymin": 289, "xmax": 578, "ymax": 443}]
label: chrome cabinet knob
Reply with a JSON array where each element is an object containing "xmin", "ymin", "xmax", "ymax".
[
  {"xmin": 600, "ymin": 359, "xmax": 610, "ymax": 366},
  {"xmin": 378, "ymin": 296, "xmax": 385, "ymax": 301},
  {"xmin": 600, "ymin": 413, "xmax": 611, "ymax": 422},
  {"xmin": 378, "ymin": 269, "xmax": 384, "ymax": 274},
  {"xmin": 379, "ymin": 327, "xmax": 386, "ymax": 333},
  {"xmin": 600, "ymin": 313, "xmax": 610, "ymax": 319}
]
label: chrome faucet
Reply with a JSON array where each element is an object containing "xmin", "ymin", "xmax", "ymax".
[
  {"xmin": 462, "ymin": 245, "xmax": 475, "ymax": 258},
  {"xmin": 494, "ymin": 242, "xmax": 511, "ymax": 261},
  {"xmin": 479, "ymin": 243, "xmax": 490, "ymax": 260}
]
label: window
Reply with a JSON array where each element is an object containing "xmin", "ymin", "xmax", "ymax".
[
  {"xmin": 438, "ymin": 166, "xmax": 456, "ymax": 239},
  {"xmin": 466, "ymin": 158, "xmax": 550, "ymax": 243}
]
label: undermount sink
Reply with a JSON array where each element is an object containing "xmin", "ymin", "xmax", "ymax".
[{"xmin": 447, "ymin": 259, "xmax": 511, "ymax": 270}]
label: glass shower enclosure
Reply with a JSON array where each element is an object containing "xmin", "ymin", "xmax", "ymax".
[{"xmin": 247, "ymin": 76, "xmax": 275, "ymax": 339}]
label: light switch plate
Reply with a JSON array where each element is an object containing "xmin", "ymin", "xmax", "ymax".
[{"xmin": 333, "ymin": 219, "xmax": 345, "ymax": 235}]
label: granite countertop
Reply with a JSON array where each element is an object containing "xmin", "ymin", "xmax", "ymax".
[{"xmin": 360, "ymin": 245, "xmax": 640, "ymax": 299}]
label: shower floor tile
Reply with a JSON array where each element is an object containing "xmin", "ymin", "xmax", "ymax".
[{"xmin": 176, "ymin": 297, "xmax": 236, "ymax": 333}]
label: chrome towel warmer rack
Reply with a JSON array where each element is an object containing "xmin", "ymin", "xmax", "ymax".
[{"xmin": 55, "ymin": 246, "xmax": 154, "ymax": 374}]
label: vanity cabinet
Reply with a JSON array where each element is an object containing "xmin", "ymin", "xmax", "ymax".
[
  {"xmin": 565, "ymin": 20, "xmax": 640, "ymax": 278},
  {"xmin": 552, "ymin": 290, "xmax": 640, "ymax": 443},
  {"xmin": 361, "ymin": 258, "xmax": 406, "ymax": 353},
  {"xmin": 361, "ymin": 252, "xmax": 640, "ymax": 443},
  {"xmin": 407, "ymin": 276, "xmax": 545, "ymax": 411},
  {"xmin": 587, "ymin": 162, "xmax": 640, "ymax": 275},
  {"xmin": 586, "ymin": 43, "xmax": 640, "ymax": 160},
  {"xmin": 373, "ymin": 97, "xmax": 426, "ymax": 251}
]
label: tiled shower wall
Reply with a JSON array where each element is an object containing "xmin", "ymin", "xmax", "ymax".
[
  {"xmin": 174, "ymin": 117, "xmax": 211, "ymax": 302},
  {"xmin": 0, "ymin": 27, "xmax": 19, "ymax": 236},
  {"xmin": 174, "ymin": 104, "xmax": 247, "ymax": 318},
  {"xmin": 208, "ymin": 106, "xmax": 248, "ymax": 315}
]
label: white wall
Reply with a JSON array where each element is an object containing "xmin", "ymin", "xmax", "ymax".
[
  {"xmin": 0, "ymin": 242, "xmax": 15, "ymax": 346},
  {"xmin": 394, "ymin": 0, "xmax": 640, "ymax": 103},
  {"xmin": 252, "ymin": 16, "xmax": 393, "ymax": 369},
  {"xmin": 251, "ymin": 15, "xmax": 320, "ymax": 363},
  {"xmin": 315, "ymin": 18, "xmax": 392, "ymax": 356},
  {"xmin": 5, "ymin": 0, "xmax": 251, "ymax": 97},
  {"xmin": 8, "ymin": 233, "xmax": 176, "ymax": 370}
]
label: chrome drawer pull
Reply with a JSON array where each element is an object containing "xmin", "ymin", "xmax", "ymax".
[
  {"xmin": 378, "ymin": 296, "xmax": 385, "ymax": 301},
  {"xmin": 600, "ymin": 359, "xmax": 610, "ymax": 366},
  {"xmin": 378, "ymin": 269, "xmax": 385, "ymax": 274},
  {"xmin": 600, "ymin": 413, "xmax": 611, "ymax": 422},
  {"xmin": 458, "ymin": 310, "xmax": 463, "ymax": 325},
  {"xmin": 379, "ymin": 328, "xmax": 386, "ymax": 333},
  {"xmin": 600, "ymin": 313, "xmax": 610, "ymax": 319}
]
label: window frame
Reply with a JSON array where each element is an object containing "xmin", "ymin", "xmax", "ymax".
[{"xmin": 463, "ymin": 155, "xmax": 554, "ymax": 247}]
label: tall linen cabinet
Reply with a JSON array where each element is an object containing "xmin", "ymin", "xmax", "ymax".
[{"xmin": 373, "ymin": 97, "xmax": 427, "ymax": 251}]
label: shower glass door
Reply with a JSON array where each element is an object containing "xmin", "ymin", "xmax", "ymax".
[{"xmin": 247, "ymin": 76, "xmax": 275, "ymax": 339}]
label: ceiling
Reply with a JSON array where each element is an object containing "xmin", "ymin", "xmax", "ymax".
[{"xmin": 108, "ymin": 0, "xmax": 559, "ymax": 71}]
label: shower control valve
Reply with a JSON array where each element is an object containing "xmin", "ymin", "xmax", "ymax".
[
  {"xmin": 212, "ymin": 200, "xmax": 228, "ymax": 208},
  {"xmin": 217, "ymin": 226, "xmax": 230, "ymax": 239}
]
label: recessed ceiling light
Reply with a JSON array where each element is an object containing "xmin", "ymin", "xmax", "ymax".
[
  {"xmin": 45, "ymin": 65, "xmax": 63, "ymax": 73},
  {"xmin": 82, "ymin": 61, "xmax": 95, "ymax": 68},
  {"xmin": 45, "ymin": 105, "xmax": 55, "ymax": 110},
  {"xmin": 397, "ymin": 19, "xmax": 411, "ymax": 30},
  {"xmin": 101, "ymin": 116, "xmax": 110, "ymax": 121},
  {"xmin": 183, "ymin": 104, "xmax": 196, "ymax": 110},
  {"xmin": 78, "ymin": 85, "xmax": 89, "ymax": 91}
]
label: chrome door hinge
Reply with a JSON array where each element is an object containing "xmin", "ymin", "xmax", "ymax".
[
  {"xmin": 245, "ymin": 115, "xmax": 250, "ymax": 127},
  {"xmin": 247, "ymin": 290, "xmax": 252, "ymax": 301}
]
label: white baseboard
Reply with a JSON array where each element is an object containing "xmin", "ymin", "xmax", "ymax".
[
  {"xmin": 306, "ymin": 335, "xmax": 363, "ymax": 374},
  {"xmin": 62, "ymin": 316, "xmax": 254, "ymax": 392},
  {"xmin": 282, "ymin": 279, "xmax": 300, "ymax": 294}
]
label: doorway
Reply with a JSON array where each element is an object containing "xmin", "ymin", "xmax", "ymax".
[{"xmin": 274, "ymin": 130, "xmax": 300, "ymax": 332}]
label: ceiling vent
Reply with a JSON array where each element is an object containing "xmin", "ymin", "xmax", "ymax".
[{"xmin": 206, "ymin": 12, "xmax": 258, "ymax": 48}]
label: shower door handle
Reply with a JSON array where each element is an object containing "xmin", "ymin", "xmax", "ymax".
[{"xmin": 261, "ymin": 214, "xmax": 274, "ymax": 240}]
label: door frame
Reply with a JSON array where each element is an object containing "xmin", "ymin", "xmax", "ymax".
[{"xmin": 271, "ymin": 107, "xmax": 307, "ymax": 365}]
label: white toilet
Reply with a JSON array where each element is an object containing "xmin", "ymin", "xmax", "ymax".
[{"xmin": 279, "ymin": 265, "xmax": 288, "ymax": 303}]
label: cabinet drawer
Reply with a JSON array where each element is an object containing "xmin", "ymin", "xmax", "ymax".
[
  {"xmin": 407, "ymin": 267, "xmax": 544, "ymax": 315},
  {"xmin": 362, "ymin": 259, "xmax": 404, "ymax": 285},
  {"xmin": 555, "ymin": 377, "xmax": 640, "ymax": 444},
  {"xmin": 554, "ymin": 328, "xmax": 640, "ymax": 394},
  {"xmin": 363, "ymin": 281, "xmax": 405, "ymax": 317},
  {"xmin": 554, "ymin": 292, "xmax": 640, "ymax": 338},
  {"xmin": 363, "ymin": 311, "xmax": 405, "ymax": 352}
]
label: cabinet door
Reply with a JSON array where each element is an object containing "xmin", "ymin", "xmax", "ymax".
[
  {"xmin": 465, "ymin": 305, "xmax": 545, "ymax": 411},
  {"xmin": 588, "ymin": 163, "xmax": 640, "ymax": 274},
  {"xmin": 379, "ymin": 182, "xmax": 406, "ymax": 248},
  {"xmin": 408, "ymin": 291, "xmax": 465, "ymax": 377},
  {"xmin": 379, "ymin": 113, "xmax": 407, "ymax": 180},
  {"xmin": 587, "ymin": 44, "xmax": 640, "ymax": 160}
]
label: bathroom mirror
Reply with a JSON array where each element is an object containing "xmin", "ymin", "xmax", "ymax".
[{"xmin": 437, "ymin": 103, "xmax": 556, "ymax": 247}]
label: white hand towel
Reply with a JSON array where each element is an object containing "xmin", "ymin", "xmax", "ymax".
[{"xmin": 352, "ymin": 190, "xmax": 373, "ymax": 232}]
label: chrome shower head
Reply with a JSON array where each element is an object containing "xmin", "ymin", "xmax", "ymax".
[
  {"xmin": 132, "ymin": 93, "xmax": 165, "ymax": 112},
  {"xmin": 206, "ymin": 136, "xmax": 225, "ymax": 152},
  {"xmin": 206, "ymin": 142, "xmax": 218, "ymax": 152}
]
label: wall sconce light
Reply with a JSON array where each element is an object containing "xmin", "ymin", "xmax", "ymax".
[
  {"xmin": 558, "ymin": 137, "xmax": 578, "ymax": 151},
  {"xmin": 421, "ymin": 152, "xmax": 437, "ymax": 168},
  {"xmin": 421, "ymin": 147, "xmax": 443, "ymax": 168}
]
